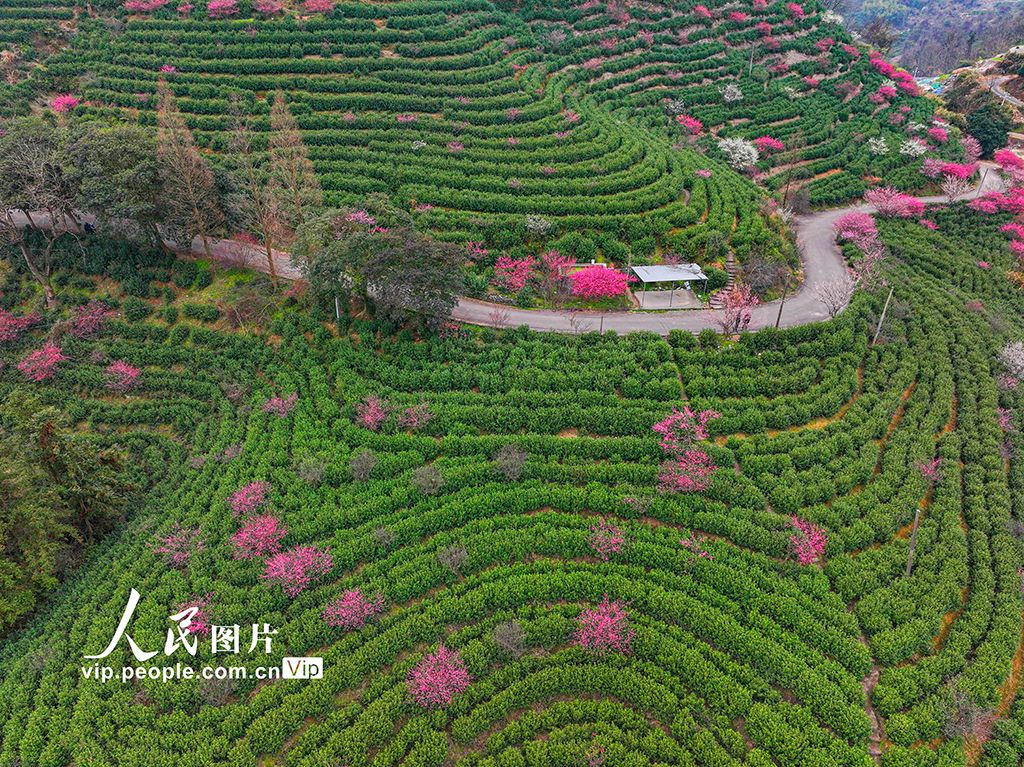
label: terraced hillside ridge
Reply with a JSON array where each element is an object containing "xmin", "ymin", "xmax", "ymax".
[
  {"xmin": 0, "ymin": 0, "xmax": 976, "ymax": 267},
  {"xmin": 0, "ymin": 192, "xmax": 1024, "ymax": 766}
]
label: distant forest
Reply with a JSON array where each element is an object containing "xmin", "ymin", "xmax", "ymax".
[{"xmin": 837, "ymin": 0, "xmax": 1024, "ymax": 75}]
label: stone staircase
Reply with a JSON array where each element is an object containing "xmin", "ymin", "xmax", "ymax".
[{"xmin": 708, "ymin": 251, "xmax": 737, "ymax": 308}]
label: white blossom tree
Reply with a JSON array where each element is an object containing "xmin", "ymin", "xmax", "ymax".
[
  {"xmin": 717, "ymin": 137, "xmax": 759, "ymax": 171},
  {"xmin": 722, "ymin": 83, "xmax": 744, "ymax": 103}
]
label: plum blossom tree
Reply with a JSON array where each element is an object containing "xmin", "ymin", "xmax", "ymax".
[
  {"xmin": 493, "ymin": 256, "xmax": 535, "ymax": 292},
  {"xmin": 653, "ymin": 404, "xmax": 720, "ymax": 453},
  {"xmin": 573, "ymin": 595, "xmax": 635, "ymax": 653},
  {"xmin": 355, "ymin": 395, "xmax": 389, "ymax": 430},
  {"xmin": 397, "ymin": 403, "xmax": 431, "ymax": 430},
  {"xmin": 152, "ymin": 523, "xmax": 205, "ymax": 568},
  {"xmin": 961, "ymin": 135, "xmax": 983, "ymax": 163},
  {"xmin": 50, "ymin": 94, "xmax": 80, "ymax": 113},
  {"xmin": 864, "ymin": 187, "xmax": 925, "ymax": 218},
  {"xmin": 322, "ymin": 589, "xmax": 385, "ymax": 629},
  {"xmin": 262, "ymin": 545, "xmax": 332, "ymax": 596},
  {"xmin": 712, "ymin": 284, "xmax": 759, "ymax": 334},
  {"xmin": 407, "ymin": 644, "xmax": 471, "ymax": 707},
  {"xmin": 229, "ymin": 481, "xmax": 272, "ymax": 516},
  {"xmin": 1000, "ymin": 341, "xmax": 1024, "ymax": 379},
  {"xmin": 717, "ymin": 137, "xmax": 759, "ymax": 171},
  {"xmin": 17, "ymin": 343, "xmax": 66, "ymax": 382},
  {"xmin": 789, "ymin": 517, "xmax": 826, "ymax": 565},
  {"xmin": 0, "ymin": 310, "xmax": 40, "ymax": 343},
  {"xmin": 722, "ymin": 83, "xmax": 744, "ymax": 103},
  {"xmin": 231, "ymin": 514, "xmax": 287, "ymax": 559},
  {"xmin": 69, "ymin": 301, "xmax": 115, "ymax": 338},
  {"xmin": 105, "ymin": 361, "xmax": 141, "ymax": 393},
  {"xmin": 658, "ymin": 450, "xmax": 717, "ymax": 493},
  {"xmin": 262, "ymin": 393, "xmax": 298, "ymax": 416},
  {"xmin": 174, "ymin": 595, "xmax": 212, "ymax": 637},
  {"xmin": 941, "ymin": 175, "xmax": 972, "ymax": 204},
  {"xmin": 588, "ymin": 519, "xmax": 626, "ymax": 561},
  {"xmin": 206, "ymin": 0, "xmax": 238, "ymax": 17},
  {"xmin": 568, "ymin": 266, "xmax": 635, "ymax": 299},
  {"xmin": 753, "ymin": 136, "xmax": 784, "ymax": 154},
  {"xmin": 674, "ymin": 115, "xmax": 703, "ymax": 136},
  {"xmin": 816, "ymin": 281, "xmax": 854, "ymax": 318},
  {"xmin": 917, "ymin": 457, "xmax": 942, "ymax": 484}
]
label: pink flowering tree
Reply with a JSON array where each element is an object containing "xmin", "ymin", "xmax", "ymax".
[
  {"xmin": 712, "ymin": 284, "xmax": 759, "ymax": 335},
  {"xmin": 996, "ymin": 149, "xmax": 1024, "ymax": 172},
  {"xmin": 263, "ymin": 393, "xmax": 298, "ymax": 416},
  {"xmin": 588, "ymin": 519, "xmax": 626, "ymax": 561},
  {"xmin": 70, "ymin": 301, "xmax": 115, "ymax": 338},
  {"xmin": 206, "ymin": 0, "xmax": 238, "ymax": 17},
  {"xmin": 232, "ymin": 514, "xmax": 287, "ymax": 559},
  {"xmin": 675, "ymin": 115, "xmax": 703, "ymax": 136},
  {"xmin": 174, "ymin": 595, "xmax": 212, "ymax": 637},
  {"xmin": 572, "ymin": 595, "xmax": 635, "ymax": 653},
  {"xmin": 680, "ymin": 535, "xmax": 713, "ymax": 561},
  {"xmin": 789, "ymin": 517, "xmax": 826, "ymax": 565},
  {"xmin": 105, "ymin": 361, "xmax": 141, "ymax": 393},
  {"xmin": 262, "ymin": 545, "xmax": 333, "ymax": 597},
  {"xmin": 152, "ymin": 523, "xmax": 205, "ymax": 568},
  {"xmin": 124, "ymin": 0, "xmax": 170, "ymax": 10},
  {"xmin": 539, "ymin": 249, "xmax": 574, "ymax": 298},
  {"xmin": 397, "ymin": 403, "xmax": 431, "ymax": 431},
  {"xmin": 864, "ymin": 187, "xmax": 925, "ymax": 219},
  {"xmin": 658, "ymin": 450, "xmax": 717, "ymax": 493},
  {"xmin": 753, "ymin": 136, "xmax": 784, "ymax": 154},
  {"xmin": 406, "ymin": 644, "xmax": 472, "ymax": 708},
  {"xmin": 653, "ymin": 404, "xmax": 720, "ymax": 453},
  {"xmin": 493, "ymin": 256, "xmax": 535, "ymax": 292},
  {"xmin": 302, "ymin": 0, "xmax": 334, "ymax": 11},
  {"xmin": 916, "ymin": 457, "xmax": 942, "ymax": 485},
  {"xmin": 568, "ymin": 266, "xmax": 635, "ymax": 299},
  {"xmin": 834, "ymin": 211, "xmax": 878, "ymax": 249},
  {"xmin": 355, "ymin": 395, "xmax": 389, "ymax": 430},
  {"xmin": 0, "ymin": 310, "xmax": 40, "ymax": 343},
  {"xmin": 229, "ymin": 481, "xmax": 272, "ymax": 516},
  {"xmin": 50, "ymin": 94, "xmax": 80, "ymax": 113},
  {"xmin": 323, "ymin": 588, "xmax": 385, "ymax": 630},
  {"xmin": 252, "ymin": 0, "xmax": 283, "ymax": 14},
  {"xmin": 18, "ymin": 343, "xmax": 67, "ymax": 382}
]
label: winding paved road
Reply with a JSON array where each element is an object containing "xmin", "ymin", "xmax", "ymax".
[
  {"xmin": 8, "ymin": 163, "xmax": 1003, "ymax": 335},
  {"xmin": 450, "ymin": 162, "xmax": 1005, "ymax": 334}
]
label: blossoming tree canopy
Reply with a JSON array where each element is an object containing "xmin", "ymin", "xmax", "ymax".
[
  {"xmin": 573, "ymin": 595, "xmax": 635, "ymax": 653},
  {"xmin": 262, "ymin": 545, "xmax": 333, "ymax": 596},
  {"xmin": 568, "ymin": 265, "xmax": 635, "ymax": 299},
  {"xmin": 406, "ymin": 644, "xmax": 471, "ymax": 708}
]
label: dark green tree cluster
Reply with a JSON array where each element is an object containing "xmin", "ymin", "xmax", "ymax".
[{"xmin": 0, "ymin": 392, "xmax": 132, "ymax": 631}]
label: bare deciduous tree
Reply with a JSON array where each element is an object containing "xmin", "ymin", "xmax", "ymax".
[
  {"xmin": 269, "ymin": 91, "xmax": 322, "ymax": 238},
  {"xmin": 815, "ymin": 280, "xmax": 854, "ymax": 318},
  {"xmin": 156, "ymin": 81, "xmax": 223, "ymax": 259},
  {"xmin": 941, "ymin": 174, "xmax": 972, "ymax": 204},
  {"xmin": 492, "ymin": 444, "xmax": 527, "ymax": 481},
  {"xmin": 411, "ymin": 464, "xmax": 443, "ymax": 495},
  {"xmin": 437, "ymin": 544, "xmax": 468, "ymax": 576},
  {"xmin": 350, "ymin": 449, "xmax": 378, "ymax": 482},
  {"xmin": 228, "ymin": 99, "xmax": 288, "ymax": 285},
  {"xmin": 493, "ymin": 620, "xmax": 526, "ymax": 657}
]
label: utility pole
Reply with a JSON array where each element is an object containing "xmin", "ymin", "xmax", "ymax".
[
  {"xmin": 905, "ymin": 507, "xmax": 921, "ymax": 577},
  {"xmin": 775, "ymin": 278, "xmax": 789, "ymax": 329},
  {"xmin": 872, "ymin": 286, "xmax": 894, "ymax": 345}
]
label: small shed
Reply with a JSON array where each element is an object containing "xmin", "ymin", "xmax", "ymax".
[{"xmin": 631, "ymin": 264, "xmax": 708, "ymax": 308}]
